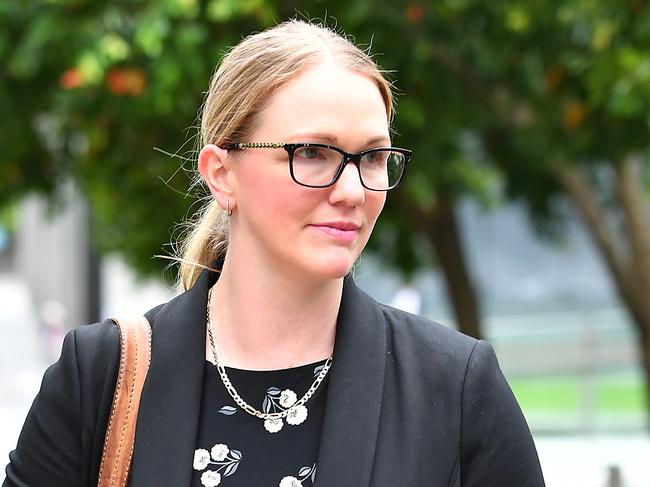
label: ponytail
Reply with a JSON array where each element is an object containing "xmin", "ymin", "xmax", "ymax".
[{"xmin": 177, "ymin": 200, "xmax": 229, "ymax": 291}]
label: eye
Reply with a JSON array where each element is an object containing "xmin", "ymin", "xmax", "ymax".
[
  {"xmin": 294, "ymin": 146, "xmax": 331, "ymax": 162},
  {"xmin": 363, "ymin": 150, "xmax": 389, "ymax": 166}
]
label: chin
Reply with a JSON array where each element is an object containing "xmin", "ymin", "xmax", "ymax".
[{"xmin": 303, "ymin": 251, "xmax": 359, "ymax": 281}]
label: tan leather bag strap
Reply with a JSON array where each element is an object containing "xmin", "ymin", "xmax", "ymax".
[{"xmin": 97, "ymin": 316, "xmax": 152, "ymax": 487}]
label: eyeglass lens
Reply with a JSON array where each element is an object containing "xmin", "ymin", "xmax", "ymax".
[{"xmin": 291, "ymin": 146, "xmax": 404, "ymax": 190}]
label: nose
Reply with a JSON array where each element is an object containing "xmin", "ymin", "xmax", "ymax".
[{"xmin": 328, "ymin": 161, "xmax": 365, "ymax": 206}]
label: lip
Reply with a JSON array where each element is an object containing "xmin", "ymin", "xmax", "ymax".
[
  {"xmin": 310, "ymin": 221, "xmax": 361, "ymax": 242},
  {"xmin": 315, "ymin": 221, "xmax": 361, "ymax": 231}
]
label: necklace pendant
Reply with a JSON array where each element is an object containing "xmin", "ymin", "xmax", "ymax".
[{"xmin": 264, "ymin": 417, "xmax": 284, "ymax": 433}]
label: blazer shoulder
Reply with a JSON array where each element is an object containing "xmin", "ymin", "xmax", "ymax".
[
  {"xmin": 74, "ymin": 300, "xmax": 166, "ymax": 371},
  {"xmin": 72, "ymin": 318, "xmax": 120, "ymax": 365},
  {"xmin": 5, "ymin": 319, "xmax": 121, "ymax": 487},
  {"xmin": 378, "ymin": 302, "xmax": 478, "ymax": 361},
  {"xmin": 74, "ymin": 300, "xmax": 166, "ymax": 364}
]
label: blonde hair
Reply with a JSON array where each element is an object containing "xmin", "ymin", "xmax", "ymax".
[{"xmin": 177, "ymin": 19, "xmax": 394, "ymax": 290}]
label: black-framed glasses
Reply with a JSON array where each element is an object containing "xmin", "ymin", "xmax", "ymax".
[{"xmin": 226, "ymin": 142, "xmax": 411, "ymax": 191}]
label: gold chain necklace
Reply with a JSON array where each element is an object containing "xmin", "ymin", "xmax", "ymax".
[{"xmin": 206, "ymin": 287, "xmax": 333, "ymax": 432}]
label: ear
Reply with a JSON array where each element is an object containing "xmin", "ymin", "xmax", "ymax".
[{"xmin": 198, "ymin": 144, "xmax": 236, "ymax": 212}]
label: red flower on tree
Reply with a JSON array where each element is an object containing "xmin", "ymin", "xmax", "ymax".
[
  {"xmin": 406, "ymin": 4, "xmax": 424, "ymax": 23},
  {"xmin": 59, "ymin": 69, "xmax": 83, "ymax": 89},
  {"xmin": 106, "ymin": 68, "xmax": 147, "ymax": 96}
]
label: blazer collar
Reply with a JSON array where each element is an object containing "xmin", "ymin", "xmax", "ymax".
[{"xmin": 129, "ymin": 269, "xmax": 387, "ymax": 487}]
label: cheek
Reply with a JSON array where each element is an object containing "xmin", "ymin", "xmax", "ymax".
[
  {"xmin": 236, "ymin": 164, "xmax": 286, "ymax": 213},
  {"xmin": 239, "ymin": 170, "xmax": 317, "ymax": 228},
  {"xmin": 366, "ymin": 193, "xmax": 387, "ymax": 224}
]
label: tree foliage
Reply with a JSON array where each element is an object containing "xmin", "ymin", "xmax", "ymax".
[
  {"xmin": 1, "ymin": 0, "xmax": 276, "ymax": 274},
  {"xmin": 2, "ymin": 1, "xmax": 649, "ymax": 343}
]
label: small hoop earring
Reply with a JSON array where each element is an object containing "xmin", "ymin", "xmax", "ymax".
[{"xmin": 225, "ymin": 199, "xmax": 233, "ymax": 216}]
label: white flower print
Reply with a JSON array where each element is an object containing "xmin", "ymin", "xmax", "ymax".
[
  {"xmin": 201, "ymin": 470, "xmax": 222, "ymax": 487},
  {"xmin": 279, "ymin": 476, "xmax": 301, "ymax": 487},
  {"xmin": 193, "ymin": 449, "xmax": 211, "ymax": 470},
  {"xmin": 194, "ymin": 443, "xmax": 242, "ymax": 481},
  {"xmin": 279, "ymin": 462, "xmax": 317, "ymax": 486},
  {"xmin": 286, "ymin": 405, "xmax": 308, "ymax": 426},
  {"xmin": 262, "ymin": 387, "xmax": 309, "ymax": 433},
  {"xmin": 279, "ymin": 389, "xmax": 297, "ymax": 408},
  {"xmin": 264, "ymin": 417, "xmax": 284, "ymax": 433},
  {"xmin": 210, "ymin": 443, "xmax": 229, "ymax": 461}
]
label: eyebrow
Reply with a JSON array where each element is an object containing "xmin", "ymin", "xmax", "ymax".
[{"xmin": 288, "ymin": 132, "xmax": 391, "ymax": 147}]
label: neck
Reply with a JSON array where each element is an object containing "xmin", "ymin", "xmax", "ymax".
[{"xmin": 206, "ymin": 251, "xmax": 342, "ymax": 370}]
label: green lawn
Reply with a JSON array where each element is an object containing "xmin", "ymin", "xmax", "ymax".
[
  {"xmin": 509, "ymin": 375, "xmax": 647, "ymax": 412},
  {"xmin": 508, "ymin": 375, "xmax": 648, "ymax": 431}
]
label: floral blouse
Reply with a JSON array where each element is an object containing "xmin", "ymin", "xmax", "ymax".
[{"xmin": 191, "ymin": 359, "xmax": 329, "ymax": 487}]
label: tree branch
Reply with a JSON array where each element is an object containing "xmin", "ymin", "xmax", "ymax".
[
  {"xmin": 394, "ymin": 190, "xmax": 483, "ymax": 339},
  {"xmin": 555, "ymin": 164, "xmax": 647, "ymax": 329},
  {"xmin": 617, "ymin": 155, "xmax": 650, "ymax": 292}
]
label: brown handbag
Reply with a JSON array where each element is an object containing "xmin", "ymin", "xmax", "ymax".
[{"xmin": 97, "ymin": 316, "xmax": 152, "ymax": 487}]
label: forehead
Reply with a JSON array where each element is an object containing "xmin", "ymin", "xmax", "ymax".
[{"xmin": 252, "ymin": 62, "xmax": 390, "ymax": 146}]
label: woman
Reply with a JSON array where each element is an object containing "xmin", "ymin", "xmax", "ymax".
[{"xmin": 4, "ymin": 20, "xmax": 545, "ymax": 486}]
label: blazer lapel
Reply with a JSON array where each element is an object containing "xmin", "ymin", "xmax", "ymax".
[
  {"xmin": 315, "ymin": 276, "xmax": 388, "ymax": 486},
  {"xmin": 129, "ymin": 269, "xmax": 213, "ymax": 486}
]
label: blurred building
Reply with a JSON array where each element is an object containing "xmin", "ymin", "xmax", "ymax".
[{"xmin": 15, "ymin": 181, "xmax": 96, "ymax": 331}]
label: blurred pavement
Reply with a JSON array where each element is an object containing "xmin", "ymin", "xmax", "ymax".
[
  {"xmin": 0, "ymin": 273, "xmax": 50, "ymax": 481},
  {"xmin": 1, "ymin": 270, "xmax": 650, "ymax": 485}
]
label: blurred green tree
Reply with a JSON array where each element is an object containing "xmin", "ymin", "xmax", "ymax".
[
  {"xmin": 0, "ymin": 0, "xmax": 276, "ymax": 277},
  {"xmin": 2, "ymin": 0, "xmax": 650, "ymax": 407}
]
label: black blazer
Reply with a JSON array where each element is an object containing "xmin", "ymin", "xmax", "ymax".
[{"xmin": 4, "ymin": 269, "xmax": 545, "ymax": 486}]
